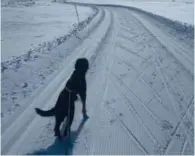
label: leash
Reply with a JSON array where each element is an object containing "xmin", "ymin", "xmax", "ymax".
[
  {"xmin": 62, "ymin": 87, "xmax": 72, "ymax": 155},
  {"xmin": 65, "ymin": 87, "xmax": 73, "ymax": 139},
  {"xmin": 65, "ymin": 86, "xmax": 80, "ymax": 154},
  {"xmin": 65, "ymin": 87, "xmax": 78, "ymax": 137}
]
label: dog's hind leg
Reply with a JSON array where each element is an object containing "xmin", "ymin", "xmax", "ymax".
[
  {"xmin": 64, "ymin": 107, "xmax": 75, "ymax": 137},
  {"xmin": 54, "ymin": 116, "xmax": 64, "ymax": 139}
]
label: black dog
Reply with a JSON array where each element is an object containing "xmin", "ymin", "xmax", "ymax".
[{"xmin": 35, "ymin": 58, "xmax": 89, "ymax": 139}]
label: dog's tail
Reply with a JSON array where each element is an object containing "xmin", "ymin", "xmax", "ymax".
[{"xmin": 35, "ymin": 107, "xmax": 55, "ymax": 117}]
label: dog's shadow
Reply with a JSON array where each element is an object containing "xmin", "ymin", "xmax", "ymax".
[{"xmin": 27, "ymin": 118, "xmax": 88, "ymax": 155}]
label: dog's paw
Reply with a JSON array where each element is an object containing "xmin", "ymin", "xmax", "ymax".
[
  {"xmin": 83, "ymin": 114, "xmax": 89, "ymax": 121},
  {"xmin": 64, "ymin": 128, "xmax": 71, "ymax": 137},
  {"xmin": 54, "ymin": 133, "xmax": 62, "ymax": 140}
]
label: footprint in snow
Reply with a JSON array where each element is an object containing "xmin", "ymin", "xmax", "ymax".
[
  {"xmin": 109, "ymin": 119, "xmax": 115, "ymax": 124},
  {"xmin": 11, "ymin": 92, "xmax": 17, "ymax": 95},
  {"xmin": 176, "ymin": 134, "xmax": 180, "ymax": 139},
  {"xmin": 184, "ymin": 121, "xmax": 192, "ymax": 130},
  {"xmin": 161, "ymin": 120, "xmax": 173, "ymax": 130},
  {"xmin": 22, "ymin": 82, "xmax": 28, "ymax": 88},
  {"xmin": 15, "ymin": 104, "xmax": 20, "ymax": 107},
  {"xmin": 12, "ymin": 96, "xmax": 17, "ymax": 101},
  {"xmin": 119, "ymin": 113, "xmax": 123, "ymax": 117},
  {"xmin": 105, "ymin": 99, "xmax": 116, "ymax": 105}
]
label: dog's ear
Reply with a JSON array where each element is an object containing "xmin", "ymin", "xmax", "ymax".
[{"xmin": 75, "ymin": 58, "xmax": 89, "ymax": 72}]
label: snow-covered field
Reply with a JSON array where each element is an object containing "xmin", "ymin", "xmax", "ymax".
[
  {"xmin": 68, "ymin": 0, "xmax": 194, "ymax": 25},
  {"xmin": 1, "ymin": 0, "xmax": 94, "ymax": 61},
  {"xmin": 1, "ymin": 0, "xmax": 97, "ymax": 120},
  {"xmin": 119, "ymin": 0, "xmax": 194, "ymax": 25},
  {"xmin": 1, "ymin": 0, "xmax": 194, "ymax": 155}
]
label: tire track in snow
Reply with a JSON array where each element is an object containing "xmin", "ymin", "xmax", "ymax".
[
  {"xmin": 163, "ymin": 99, "xmax": 193, "ymax": 154},
  {"xmin": 108, "ymin": 8, "xmax": 193, "ymax": 154},
  {"xmin": 89, "ymin": 8, "xmax": 115, "ymax": 154},
  {"xmin": 104, "ymin": 102, "xmax": 148, "ymax": 154},
  {"xmin": 117, "ymin": 10, "xmax": 193, "ymax": 153},
  {"xmin": 118, "ymin": 48, "xmax": 179, "ymax": 116},
  {"xmin": 115, "ymin": 43, "xmax": 147, "ymax": 60},
  {"xmin": 90, "ymin": 58, "xmax": 114, "ymax": 155},
  {"xmin": 181, "ymin": 139, "xmax": 188, "ymax": 155},
  {"xmin": 113, "ymin": 47, "xmax": 168, "ymax": 116},
  {"xmin": 108, "ymin": 12, "xmax": 164, "ymax": 151},
  {"xmin": 89, "ymin": 10, "xmax": 149, "ymax": 153},
  {"xmin": 140, "ymin": 14, "xmax": 193, "ymax": 153},
  {"xmin": 109, "ymin": 70, "xmax": 161, "ymax": 148},
  {"xmin": 117, "ymin": 33, "xmax": 143, "ymax": 44},
  {"xmin": 112, "ymin": 52, "xmax": 169, "ymax": 117},
  {"xmin": 132, "ymin": 13, "xmax": 193, "ymax": 75},
  {"xmin": 104, "ymin": 54, "xmax": 160, "ymax": 151},
  {"xmin": 139, "ymin": 77, "xmax": 170, "ymax": 114},
  {"xmin": 151, "ymin": 39, "xmax": 194, "ymax": 152},
  {"xmin": 111, "ymin": 60, "xmax": 162, "ymax": 125},
  {"xmin": 106, "ymin": 11, "xmax": 153, "ymax": 153},
  {"xmin": 137, "ymin": 18, "xmax": 194, "ymax": 153}
]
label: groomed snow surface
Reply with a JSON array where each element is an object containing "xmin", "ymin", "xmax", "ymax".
[{"xmin": 1, "ymin": 0, "xmax": 194, "ymax": 155}]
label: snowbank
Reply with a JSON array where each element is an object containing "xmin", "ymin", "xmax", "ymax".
[{"xmin": 1, "ymin": 0, "xmax": 94, "ymax": 61}]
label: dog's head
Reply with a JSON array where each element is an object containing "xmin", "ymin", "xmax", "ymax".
[{"xmin": 75, "ymin": 58, "xmax": 89, "ymax": 73}]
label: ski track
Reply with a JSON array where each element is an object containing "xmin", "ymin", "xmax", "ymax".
[{"xmin": 1, "ymin": 3, "xmax": 194, "ymax": 155}]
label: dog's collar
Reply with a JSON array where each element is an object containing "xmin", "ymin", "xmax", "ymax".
[{"xmin": 65, "ymin": 87, "xmax": 76, "ymax": 93}]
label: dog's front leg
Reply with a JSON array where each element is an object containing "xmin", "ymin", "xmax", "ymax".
[
  {"xmin": 54, "ymin": 116, "xmax": 63, "ymax": 139},
  {"xmin": 64, "ymin": 108, "xmax": 75, "ymax": 137},
  {"xmin": 79, "ymin": 92, "xmax": 88, "ymax": 117}
]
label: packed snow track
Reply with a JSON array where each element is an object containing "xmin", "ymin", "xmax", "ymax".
[{"xmin": 1, "ymin": 4, "xmax": 194, "ymax": 155}]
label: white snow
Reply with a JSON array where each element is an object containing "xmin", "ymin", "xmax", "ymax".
[
  {"xmin": 1, "ymin": 0, "xmax": 194, "ymax": 155},
  {"xmin": 68, "ymin": 0, "xmax": 194, "ymax": 25},
  {"xmin": 1, "ymin": 0, "xmax": 94, "ymax": 61},
  {"xmin": 1, "ymin": 2, "xmax": 98, "ymax": 123},
  {"xmin": 122, "ymin": 1, "xmax": 194, "ymax": 25}
]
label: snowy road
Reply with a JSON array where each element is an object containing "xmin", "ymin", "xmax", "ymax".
[{"xmin": 1, "ymin": 4, "xmax": 194, "ymax": 155}]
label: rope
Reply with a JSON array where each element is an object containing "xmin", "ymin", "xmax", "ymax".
[
  {"xmin": 65, "ymin": 87, "xmax": 77, "ymax": 137},
  {"xmin": 63, "ymin": 87, "xmax": 71, "ymax": 155},
  {"xmin": 63, "ymin": 87, "xmax": 75, "ymax": 155},
  {"xmin": 66, "ymin": 87, "xmax": 72, "ymax": 140}
]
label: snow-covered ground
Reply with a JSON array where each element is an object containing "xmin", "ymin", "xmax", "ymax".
[
  {"xmin": 1, "ymin": 0, "xmax": 94, "ymax": 61},
  {"xmin": 120, "ymin": 0, "xmax": 194, "ymax": 25},
  {"xmin": 1, "ymin": 0, "xmax": 194, "ymax": 155},
  {"xmin": 67, "ymin": 0, "xmax": 194, "ymax": 25},
  {"xmin": 1, "ymin": 0, "xmax": 98, "ymax": 120}
]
